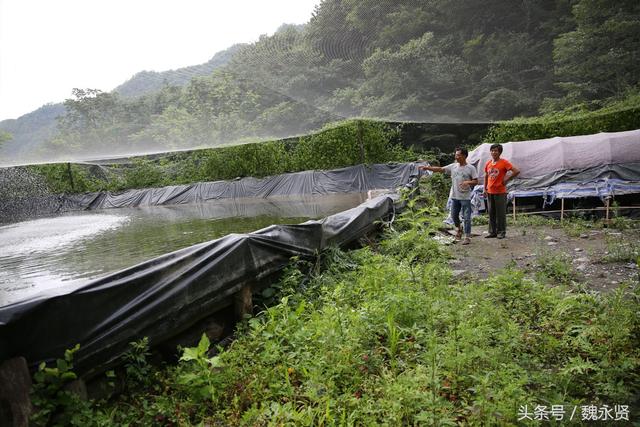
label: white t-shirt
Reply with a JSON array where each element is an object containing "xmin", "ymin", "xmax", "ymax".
[{"xmin": 444, "ymin": 163, "xmax": 478, "ymax": 200}]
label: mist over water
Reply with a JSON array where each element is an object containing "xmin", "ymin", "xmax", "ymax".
[{"xmin": 0, "ymin": 193, "xmax": 367, "ymax": 306}]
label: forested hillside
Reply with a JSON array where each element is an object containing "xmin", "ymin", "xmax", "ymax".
[
  {"xmin": 2, "ymin": 0, "xmax": 639, "ymax": 164},
  {"xmin": 114, "ymin": 44, "xmax": 244, "ymax": 98},
  {"xmin": 0, "ymin": 104, "xmax": 65, "ymax": 160}
]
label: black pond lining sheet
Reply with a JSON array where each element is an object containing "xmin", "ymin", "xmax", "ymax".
[
  {"xmin": 0, "ymin": 162, "xmax": 419, "ymax": 375},
  {"xmin": 64, "ymin": 162, "xmax": 419, "ymax": 210}
]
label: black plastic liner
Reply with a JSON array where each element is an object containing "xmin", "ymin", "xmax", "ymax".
[
  {"xmin": 0, "ymin": 163, "xmax": 419, "ymax": 375},
  {"xmin": 1, "ymin": 162, "xmax": 417, "ymax": 223},
  {"xmin": 66, "ymin": 163, "xmax": 418, "ymax": 210}
]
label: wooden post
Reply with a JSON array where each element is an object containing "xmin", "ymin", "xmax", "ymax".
[
  {"xmin": 509, "ymin": 206, "xmax": 639, "ymax": 216},
  {"xmin": 0, "ymin": 357, "xmax": 33, "ymax": 427},
  {"xmin": 560, "ymin": 198, "xmax": 564, "ymax": 223}
]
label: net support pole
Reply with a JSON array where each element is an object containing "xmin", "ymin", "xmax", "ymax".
[
  {"xmin": 560, "ymin": 198, "xmax": 564, "ymax": 223},
  {"xmin": 66, "ymin": 162, "xmax": 75, "ymax": 193},
  {"xmin": 357, "ymin": 120, "xmax": 365, "ymax": 164},
  {"xmin": 512, "ymin": 197, "xmax": 516, "ymax": 223},
  {"xmin": 605, "ymin": 197, "xmax": 610, "ymax": 223}
]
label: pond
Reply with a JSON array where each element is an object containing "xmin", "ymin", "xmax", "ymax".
[{"xmin": 0, "ymin": 193, "xmax": 368, "ymax": 306}]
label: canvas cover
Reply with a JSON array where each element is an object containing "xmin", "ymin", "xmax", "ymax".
[{"xmin": 467, "ymin": 129, "xmax": 640, "ymax": 188}]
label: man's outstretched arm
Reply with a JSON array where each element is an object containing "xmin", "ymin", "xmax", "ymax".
[{"xmin": 419, "ymin": 165, "xmax": 446, "ymax": 173}]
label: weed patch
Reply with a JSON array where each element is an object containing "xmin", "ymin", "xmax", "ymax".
[
  {"xmin": 534, "ymin": 251, "xmax": 578, "ymax": 286},
  {"xmin": 603, "ymin": 236, "xmax": 640, "ymax": 264}
]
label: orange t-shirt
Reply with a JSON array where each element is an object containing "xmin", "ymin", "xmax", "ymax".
[{"xmin": 484, "ymin": 158, "xmax": 513, "ymax": 194}]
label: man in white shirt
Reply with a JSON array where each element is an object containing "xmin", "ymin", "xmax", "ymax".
[{"xmin": 419, "ymin": 147, "xmax": 479, "ymax": 245}]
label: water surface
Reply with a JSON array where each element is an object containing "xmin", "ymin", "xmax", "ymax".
[{"xmin": 0, "ymin": 194, "xmax": 367, "ymax": 306}]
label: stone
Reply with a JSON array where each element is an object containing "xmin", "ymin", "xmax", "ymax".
[
  {"xmin": 0, "ymin": 357, "xmax": 32, "ymax": 427},
  {"xmin": 547, "ymin": 242, "xmax": 558, "ymax": 246},
  {"xmin": 234, "ymin": 284, "xmax": 253, "ymax": 320},
  {"xmin": 544, "ymin": 236, "xmax": 555, "ymax": 241},
  {"xmin": 579, "ymin": 234, "xmax": 589, "ymax": 239},
  {"xmin": 574, "ymin": 248, "xmax": 583, "ymax": 252}
]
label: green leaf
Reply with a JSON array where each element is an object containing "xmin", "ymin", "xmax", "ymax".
[
  {"xmin": 180, "ymin": 347, "xmax": 199, "ymax": 362},
  {"xmin": 60, "ymin": 371, "xmax": 77, "ymax": 381},
  {"xmin": 56, "ymin": 359, "xmax": 68, "ymax": 372},
  {"xmin": 197, "ymin": 333, "xmax": 211, "ymax": 355},
  {"xmin": 207, "ymin": 356, "xmax": 223, "ymax": 368}
]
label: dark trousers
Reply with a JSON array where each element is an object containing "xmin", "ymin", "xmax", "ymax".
[{"xmin": 487, "ymin": 193, "xmax": 507, "ymax": 236}]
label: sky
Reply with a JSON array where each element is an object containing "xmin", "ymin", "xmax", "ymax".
[{"xmin": 0, "ymin": 0, "xmax": 320, "ymax": 121}]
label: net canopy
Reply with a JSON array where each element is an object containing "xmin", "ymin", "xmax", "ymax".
[{"xmin": 1, "ymin": 0, "xmax": 638, "ymax": 165}]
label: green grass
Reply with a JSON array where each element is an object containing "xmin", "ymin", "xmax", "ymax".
[
  {"xmin": 533, "ymin": 251, "xmax": 578, "ymax": 286},
  {"xmin": 87, "ymin": 250, "xmax": 638, "ymax": 426},
  {"xmin": 603, "ymin": 236, "xmax": 640, "ymax": 264}
]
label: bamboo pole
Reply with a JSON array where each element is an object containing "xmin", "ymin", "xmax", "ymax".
[{"xmin": 508, "ymin": 206, "xmax": 640, "ymax": 216}]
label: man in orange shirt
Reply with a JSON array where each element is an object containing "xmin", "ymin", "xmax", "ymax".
[{"xmin": 483, "ymin": 144, "xmax": 520, "ymax": 239}]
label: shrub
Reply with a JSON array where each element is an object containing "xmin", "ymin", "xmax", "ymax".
[{"xmin": 483, "ymin": 95, "xmax": 640, "ymax": 145}]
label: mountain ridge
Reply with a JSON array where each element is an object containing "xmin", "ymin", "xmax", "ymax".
[{"xmin": 0, "ymin": 44, "xmax": 242, "ymax": 161}]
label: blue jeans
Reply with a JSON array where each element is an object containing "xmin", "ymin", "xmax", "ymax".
[{"xmin": 451, "ymin": 199, "xmax": 472, "ymax": 236}]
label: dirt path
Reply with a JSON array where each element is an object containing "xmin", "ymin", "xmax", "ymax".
[{"xmin": 442, "ymin": 222, "xmax": 639, "ymax": 292}]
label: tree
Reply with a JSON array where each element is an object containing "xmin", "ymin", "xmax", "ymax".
[
  {"xmin": 0, "ymin": 130, "xmax": 11, "ymax": 147},
  {"xmin": 553, "ymin": 0, "xmax": 640, "ymax": 103}
]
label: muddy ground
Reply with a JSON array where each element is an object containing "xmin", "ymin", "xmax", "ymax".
[{"xmin": 440, "ymin": 221, "xmax": 640, "ymax": 292}]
